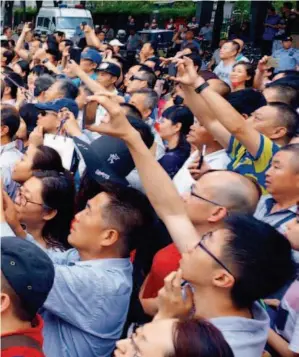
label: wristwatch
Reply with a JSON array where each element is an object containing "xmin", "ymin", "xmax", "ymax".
[{"xmin": 194, "ymin": 82, "xmax": 209, "ymax": 94}]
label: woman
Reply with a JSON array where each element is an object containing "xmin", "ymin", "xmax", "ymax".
[
  {"xmin": 7, "ymin": 169, "xmax": 75, "ymax": 251},
  {"xmin": 114, "ymin": 318, "xmax": 234, "ymax": 357},
  {"xmin": 158, "ymin": 105, "xmax": 193, "ymax": 178},
  {"xmin": 230, "ymin": 61, "xmax": 254, "ymax": 92},
  {"xmin": 12, "ymin": 144, "xmax": 65, "ymax": 183},
  {"xmin": 12, "ymin": 60, "xmax": 30, "ymax": 81}
]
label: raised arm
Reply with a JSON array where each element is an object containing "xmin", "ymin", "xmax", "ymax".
[
  {"xmin": 253, "ymin": 56, "xmax": 269, "ymax": 91},
  {"xmin": 87, "ymin": 94, "xmax": 200, "ymax": 253},
  {"xmin": 15, "ymin": 23, "xmax": 31, "ymax": 61},
  {"xmin": 84, "ymin": 25, "xmax": 106, "ymax": 51}
]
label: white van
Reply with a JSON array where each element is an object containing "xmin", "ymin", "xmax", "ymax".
[{"xmin": 35, "ymin": 6, "xmax": 93, "ymax": 39}]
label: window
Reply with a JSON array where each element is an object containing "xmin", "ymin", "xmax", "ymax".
[
  {"xmin": 57, "ymin": 17, "xmax": 92, "ymax": 29},
  {"xmin": 37, "ymin": 17, "xmax": 44, "ymax": 27},
  {"xmin": 52, "ymin": 17, "xmax": 56, "ymax": 26},
  {"xmin": 44, "ymin": 18, "xmax": 50, "ymax": 28}
]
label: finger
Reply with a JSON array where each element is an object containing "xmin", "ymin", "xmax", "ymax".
[
  {"xmin": 87, "ymin": 95, "xmax": 123, "ymax": 117},
  {"xmin": 172, "ymin": 269, "xmax": 183, "ymax": 289},
  {"xmin": 164, "ymin": 271, "xmax": 177, "ymax": 293}
]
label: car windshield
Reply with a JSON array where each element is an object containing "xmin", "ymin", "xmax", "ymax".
[{"xmin": 57, "ymin": 17, "xmax": 92, "ymax": 29}]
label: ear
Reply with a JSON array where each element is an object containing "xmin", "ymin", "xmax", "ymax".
[
  {"xmin": 4, "ymin": 86, "xmax": 11, "ymax": 95},
  {"xmin": 1, "ymin": 293, "xmax": 11, "ymax": 314},
  {"xmin": 100, "ymin": 229, "xmax": 119, "ymax": 247},
  {"xmin": 207, "ymin": 206, "xmax": 228, "ymax": 223},
  {"xmin": 42, "ymin": 209, "xmax": 58, "ymax": 222},
  {"xmin": 212, "ymin": 269, "xmax": 235, "ymax": 289},
  {"xmin": 1, "ymin": 125, "xmax": 9, "ymax": 137},
  {"xmin": 174, "ymin": 122, "xmax": 182, "ymax": 134},
  {"xmin": 241, "ymin": 114, "xmax": 249, "ymax": 119},
  {"xmin": 143, "ymin": 108, "xmax": 152, "ymax": 119},
  {"xmin": 270, "ymin": 126, "xmax": 287, "ymax": 140}
]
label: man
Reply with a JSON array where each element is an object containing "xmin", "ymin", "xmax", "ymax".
[
  {"xmin": 95, "ymin": 29, "xmax": 106, "ymax": 44},
  {"xmin": 282, "ymin": 1, "xmax": 299, "ymax": 49},
  {"xmin": 263, "ymin": 83, "xmax": 298, "ymax": 108},
  {"xmin": 207, "ymin": 39, "xmax": 227, "ymax": 70},
  {"xmin": 178, "ymin": 57, "xmax": 298, "ymax": 193},
  {"xmin": 44, "ymin": 79, "xmax": 79, "ymax": 102},
  {"xmin": 2, "ymin": 26, "xmax": 13, "ymax": 40},
  {"xmin": 213, "ymin": 40, "xmax": 239, "ymax": 86},
  {"xmin": 181, "ymin": 30, "xmax": 201, "ymax": 51},
  {"xmin": 126, "ymin": 28, "xmax": 141, "ymax": 52},
  {"xmin": 72, "ymin": 48, "xmax": 102, "ymax": 87},
  {"xmin": 0, "ymin": 237, "xmax": 55, "ymax": 357},
  {"xmin": 34, "ymin": 98, "xmax": 79, "ymax": 134},
  {"xmin": 262, "ymin": 6, "xmax": 281, "ymax": 56},
  {"xmin": 33, "ymin": 75, "xmax": 55, "ymax": 103},
  {"xmin": 86, "ymin": 94, "xmax": 295, "ymax": 357},
  {"xmin": 126, "ymin": 69, "xmax": 156, "ymax": 95},
  {"xmin": 139, "ymin": 42, "xmax": 157, "ymax": 63},
  {"xmin": 187, "ymin": 17, "xmax": 199, "ymax": 32},
  {"xmin": 53, "ymin": 31, "xmax": 65, "ymax": 43},
  {"xmin": 0, "ymin": 105, "xmax": 22, "ymax": 198},
  {"xmin": 199, "ymin": 23, "xmax": 213, "ymax": 44},
  {"xmin": 255, "ymin": 144, "xmax": 299, "ymax": 235},
  {"xmin": 173, "ymin": 121, "xmax": 231, "ymax": 195},
  {"xmin": 123, "ymin": 64, "xmax": 141, "ymax": 89},
  {"xmin": 2, "ymin": 73, "xmax": 24, "ymax": 106},
  {"xmin": 0, "ymin": 48, "xmax": 14, "ymax": 67},
  {"xmin": 272, "ymin": 36, "xmax": 299, "ymax": 73},
  {"xmin": 234, "ymin": 38, "xmax": 249, "ymax": 62},
  {"xmin": 1, "ymin": 183, "xmax": 152, "ymax": 357}
]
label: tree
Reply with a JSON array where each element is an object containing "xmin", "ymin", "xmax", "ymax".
[
  {"xmin": 4, "ymin": 1, "xmax": 14, "ymax": 27},
  {"xmin": 21, "ymin": 1, "xmax": 26, "ymax": 22},
  {"xmin": 36, "ymin": 1, "xmax": 43, "ymax": 12},
  {"xmin": 80, "ymin": 1, "xmax": 86, "ymax": 8},
  {"xmin": 212, "ymin": 0, "xmax": 225, "ymax": 49}
]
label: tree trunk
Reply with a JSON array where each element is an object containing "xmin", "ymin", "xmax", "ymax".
[
  {"xmin": 4, "ymin": 1, "xmax": 14, "ymax": 27},
  {"xmin": 212, "ymin": 1, "xmax": 224, "ymax": 49},
  {"xmin": 36, "ymin": 1, "xmax": 43, "ymax": 12},
  {"xmin": 250, "ymin": 1, "xmax": 270, "ymax": 46},
  {"xmin": 80, "ymin": 1, "xmax": 86, "ymax": 8},
  {"xmin": 21, "ymin": 1, "xmax": 26, "ymax": 23}
]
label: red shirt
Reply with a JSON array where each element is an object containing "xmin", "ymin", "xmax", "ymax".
[
  {"xmin": 142, "ymin": 243, "xmax": 181, "ymax": 299},
  {"xmin": 1, "ymin": 314, "xmax": 45, "ymax": 357}
]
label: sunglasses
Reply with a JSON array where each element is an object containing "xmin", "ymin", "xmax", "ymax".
[
  {"xmin": 196, "ymin": 231, "xmax": 235, "ymax": 279},
  {"xmin": 190, "ymin": 185, "xmax": 223, "ymax": 207},
  {"xmin": 296, "ymin": 202, "xmax": 299, "ymax": 223},
  {"xmin": 39, "ymin": 110, "xmax": 58, "ymax": 117}
]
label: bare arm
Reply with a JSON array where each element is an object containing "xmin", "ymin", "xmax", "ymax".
[
  {"xmin": 87, "ymin": 95, "xmax": 200, "ymax": 253},
  {"xmin": 15, "ymin": 23, "xmax": 31, "ymax": 61},
  {"xmin": 84, "ymin": 26, "xmax": 106, "ymax": 51},
  {"xmin": 253, "ymin": 56, "xmax": 269, "ymax": 91},
  {"xmin": 268, "ymin": 329, "xmax": 299, "ymax": 357}
]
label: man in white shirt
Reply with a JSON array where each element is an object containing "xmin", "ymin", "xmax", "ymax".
[
  {"xmin": 173, "ymin": 120, "xmax": 230, "ymax": 194},
  {"xmin": 234, "ymin": 38, "xmax": 250, "ymax": 62},
  {"xmin": 214, "ymin": 40, "xmax": 240, "ymax": 86}
]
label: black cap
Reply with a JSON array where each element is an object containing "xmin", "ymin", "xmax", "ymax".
[
  {"xmin": 282, "ymin": 36, "xmax": 293, "ymax": 42},
  {"xmin": 98, "ymin": 61, "xmax": 121, "ymax": 79},
  {"xmin": 1, "ymin": 237, "xmax": 55, "ymax": 319}
]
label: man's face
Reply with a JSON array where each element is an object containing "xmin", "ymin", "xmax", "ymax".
[
  {"xmin": 246, "ymin": 106, "xmax": 283, "ymax": 139},
  {"xmin": 80, "ymin": 58, "xmax": 96, "ymax": 73},
  {"xmin": 140, "ymin": 43, "xmax": 153, "ymax": 59},
  {"xmin": 124, "ymin": 65, "xmax": 140, "ymax": 87},
  {"xmin": 98, "ymin": 32, "xmax": 105, "ymax": 42},
  {"xmin": 266, "ymin": 150, "xmax": 299, "ymax": 196},
  {"xmin": 219, "ymin": 42, "xmax": 237, "ymax": 60},
  {"xmin": 185, "ymin": 31, "xmax": 194, "ymax": 41},
  {"xmin": 180, "ymin": 228, "xmax": 232, "ymax": 286},
  {"xmin": 186, "ymin": 121, "xmax": 214, "ymax": 148},
  {"xmin": 37, "ymin": 110, "xmax": 59, "ymax": 133},
  {"xmin": 97, "ymin": 71, "xmax": 115, "ymax": 88},
  {"xmin": 45, "ymin": 82, "xmax": 62, "ymax": 101},
  {"xmin": 282, "ymin": 40, "xmax": 292, "ymax": 50},
  {"xmin": 68, "ymin": 192, "xmax": 112, "ymax": 250},
  {"xmin": 5, "ymin": 28, "xmax": 12, "ymax": 39},
  {"xmin": 129, "ymin": 93, "xmax": 150, "ymax": 119},
  {"xmin": 126, "ymin": 73, "xmax": 147, "ymax": 94}
]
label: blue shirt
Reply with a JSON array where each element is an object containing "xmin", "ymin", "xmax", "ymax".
[
  {"xmin": 0, "ymin": 224, "xmax": 133, "ymax": 357},
  {"xmin": 72, "ymin": 72, "xmax": 98, "ymax": 87},
  {"xmin": 263, "ymin": 14, "xmax": 281, "ymax": 41},
  {"xmin": 181, "ymin": 40, "xmax": 201, "ymax": 51},
  {"xmin": 273, "ymin": 48, "xmax": 299, "ymax": 73}
]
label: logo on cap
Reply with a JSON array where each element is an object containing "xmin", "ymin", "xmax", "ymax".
[
  {"xmin": 95, "ymin": 169, "xmax": 110, "ymax": 180},
  {"xmin": 107, "ymin": 153, "xmax": 120, "ymax": 164},
  {"xmin": 100, "ymin": 63, "xmax": 109, "ymax": 70}
]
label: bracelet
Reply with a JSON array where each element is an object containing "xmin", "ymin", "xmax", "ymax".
[{"xmin": 194, "ymin": 82, "xmax": 209, "ymax": 94}]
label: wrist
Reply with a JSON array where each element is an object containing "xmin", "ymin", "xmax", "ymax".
[
  {"xmin": 122, "ymin": 128, "xmax": 140, "ymax": 144},
  {"xmin": 192, "ymin": 76, "xmax": 205, "ymax": 89}
]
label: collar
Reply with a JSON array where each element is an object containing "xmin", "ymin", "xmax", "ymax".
[
  {"xmin": 69, "ymin": 257, "xmax": 131, "ymax": 268},
  {"xmin": 0, "ymin": 141, "xmax": 17, "ymax": 154},
  {"xmin": 264, "ymin": 195, "xmax": 297, "ymax": 215}
]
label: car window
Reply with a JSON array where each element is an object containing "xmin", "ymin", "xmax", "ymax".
[
  {"xmin": 52, "ymin": 17, "xmax": 56, "ymax": 26},
  {"xmin": 44, "ymin": 18, "xmax": 50, "ymax": 28},
  {"xmin": 37, "ymin": 17, "xmax": 44, "ymax": 27}
]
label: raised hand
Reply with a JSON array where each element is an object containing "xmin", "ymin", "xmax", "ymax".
[
  {"xmin": 155, "ymin": 269, "xmax": 193, "ymax": 319},
  {"xmin": 67, "ymin": 59, "xmax": 81, "ymax": 75},
  {"xmin": 114, "ymin": 339, "xmax": 136, "ymax": 357},
  {"xmin": 29, "ymin": 125, "xmax": 44, "ymax": 147},
  {"xmin": 257, "ymin": 56, "xmax": 270, "ymax": 73},
  {"xmin": 171, "ymin": 56, "xmax": 203, "ymax": 87},
  {"xmin": 22, "ymin": 22, "xmax": 32, "ymax": 34},
  {"xmin": 86, "ymin": 94, "xmax": 136, "ymax": 140}
]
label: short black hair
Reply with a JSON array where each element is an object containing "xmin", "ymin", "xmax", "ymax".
[
  {"xmin": 265, "ymin": 83, "xmax": 299, "ymax": 109},
  {"xmin": 227, "ymin": 89, "xmax": 267, "ymax": 116},
  {"xmin": 120, "ymin": 103, "xmax": 142, "ymax": 120},
  {"xmin": 226, "ymin": 40, "xmax": 241, "ymax": 54},
  {"xmin": 3, "ymin": 73, "xmax": 24, "ymax": 99},
  {"xmin": 57, "ymin": 79, "xmax": 79, "ymax": 99},
  {"xmin": 269, "ymin": 102, "xmax": 299, "ymax": 140},
  {"xmin": 136, "ymin": 69, "xmax": 157, "ymax": 89},
  {"xmin": 1, "ymin": 79, "xmax": 5, "ymax": 99},
  {"xmin": 279, "ymin": 143, "xmax": 299, "ymax": 172},
  {"xmin": 186, "ymin": 53, "xmax": 202, "ymax": 70},
  {"xmin": 46, "ymin": 49, "xmax": 60, "ymax": 62},
  {"xmin": 223, "ymin": 214, "xmax": 295, "ymax": 308},
  {"xmin": 54, "ymin": 31, "xmax": 65, "ymax": 38},
  {"xmin": 127, "ymin": 116, "xmax": 155, "ymax": 149},
  {"xmin": 61, "ymin": 39, "xmax": 73, "ymax": 48},
  {"xmin": 2, "ymin": 50, "xmax": 14, "ymax": 65},
  {"xmin": 30, "ymin": 65, "xmax": 51, "ymax": 76},
  {"xmin": 1, "ymin": 105, "xmax": 21, "ymax": 139}
]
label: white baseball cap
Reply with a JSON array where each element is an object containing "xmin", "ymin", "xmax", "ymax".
[{"xmin": 109, "ymin": 39, "xmax": 124, "ymax": 47}]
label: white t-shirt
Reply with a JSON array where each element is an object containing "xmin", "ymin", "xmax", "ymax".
[
  {"xmin": 214, "ymin": 61, "xmax": 235, "ymax": 86},
  {"xmin": 173, "ymin": 149, "xmax": 231, "ymax": 195}
]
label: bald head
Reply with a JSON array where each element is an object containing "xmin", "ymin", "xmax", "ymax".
[{"xmin": 197, "ymin": 170, "xmax": 260, "ymax": 214}]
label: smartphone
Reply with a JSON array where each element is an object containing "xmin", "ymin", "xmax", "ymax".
[
  {"xmin": 267, "ymin": 56, "xmax": 279, "ymax": 68},
  {"xmin": 168, "ymin": 63, "xmax": 177, "ymax": 77},
  {"xmin": 198, "ymin": 145, "xmax": 206, "ymax": 169}
]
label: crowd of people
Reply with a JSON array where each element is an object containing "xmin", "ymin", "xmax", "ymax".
[{"xmin": 0, "ymin": 5, "xmax": 299, "ymax": 357}]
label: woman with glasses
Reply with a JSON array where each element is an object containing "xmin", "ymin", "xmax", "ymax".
[
  {"xmin": 158, "ymin": 105, "xmax": 193, "ymax": 179},
  {"xmin": 6, "ymin": 170, "xmax": 75, "ymax": 251},
  {"xmin": 114, "ymin": 318, "xmax": 234, "ymax": 357}
]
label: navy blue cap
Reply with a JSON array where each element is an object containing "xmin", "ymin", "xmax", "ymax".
[
  {"xmin": 35, "ymin": 98, "xmax": 79, "ymax": 118},
  {"xmin": 81, "ymin": 49, "xmax": 102, "ymax": 65},
  {"xmin": 282, "ymin": 36, "xmax": 293, "ymax": 42},
  {"xmin": 98, "ymin": 61, "xmax": 121, "ymax": 79},
  {"xmin": 1, "ymin": 237, "xmax": 55, "ymax": 319}
]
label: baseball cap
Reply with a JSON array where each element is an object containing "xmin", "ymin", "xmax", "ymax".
[
  {"xmin": 109, "ymin": 39, "xmax": 124, "ymax": 47},
  {"xmin": 1, "ymin": 236, "xmax": 55, "ymax": 319},
  {"xmin": 81, "ymin": 48, "xmax": 102, "ymax": 66},
  {"xmin": 282, "ymin": 36, "xmax": 293, "ymax": 42},
  {"xmin": 98, "ymin": 61, "xmax": 121, "ymax": 79},
  {"xmin": 35, "ymin": 98, "xmax": 79, "ymax": 118}
]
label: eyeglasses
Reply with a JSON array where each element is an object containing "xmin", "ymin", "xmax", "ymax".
[
  {"xmin": 15, "ymin": 191, "xmax": 48, "ymax": 209},
  {"xmin": 131, "ymin": 75, "xmax": 145, "ymax": 82},
  {"xmin": 190, "ymin": 185, "xmax": 222, "ymax": 207},
  {"xmin": 196, "ymin": 231, "xmax": 235, "ymax": 278}
]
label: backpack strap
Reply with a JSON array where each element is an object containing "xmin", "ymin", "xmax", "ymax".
[{"xmin": 1, "ymin": 334, "xmax": 43, "ymax": 354}]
